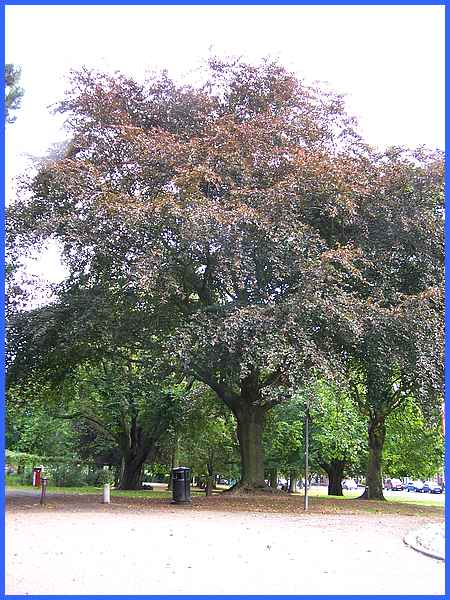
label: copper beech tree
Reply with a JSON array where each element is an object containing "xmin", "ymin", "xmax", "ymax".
[
  {"xmin": 343, "ymin": 149, "xmax": 444, "ymax": 499},
  {"xmin": 9, "ymin": 59, "xmax": 443, "ymax": 493}
]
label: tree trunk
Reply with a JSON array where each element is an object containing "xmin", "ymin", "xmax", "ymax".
[
  {"xmin": 114, "ymin": 464, "xmax": 121, "ymax": 487},
  {"xmin": 228, "ymin": 401, "xmax": 269, "ymax": 493},
  {"xmin": 117, "ymin": 453, "xmax": 146, "ymax": 490},
  {"xmin": 205, "ymin": 463, "xmax": 214, "ymax": 496},
  {"xmin": 288, "ymin": 471, "xmax": 296, "ymax": 493},
  {"xmin": 269, "ymin": 468, "xmax": 278, "ymax": 489},
  {"xmin": 321, "ymin": 461, "xmax": 345, "ymax": 496},
  {"xmin": 117, "ymin": 442, "xmax": 157, "ymax": 490},
  {"xmin": 167, "ymin": 443, "xmax": 177, "ymax": 491},
  {"xmin": 360, "ymin": 414, "xmax": 386, "ymax": 500},
  {"xmin": 205, "ymin": 479, "xmax": 213, "ymax": 496}
]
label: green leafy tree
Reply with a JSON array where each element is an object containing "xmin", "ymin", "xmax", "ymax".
[
  {"xmin": 6, "ymin": 261, "xmax": 189, "ymax": 488},
  {"xmin": 51, "ymin": 358, "xmax": 186, "ymax": 490},
  {"xmin": 264, "ymin": 383, "xmax": 367, "ymax": 496},
  {"xmin": 383, "ymin": 398, "xmax": 444, "ymax": 480},
  {"xmin": 178, "ymin": 386, "xmax": 239, "ymax": 495},
  {"xmin": 71, "ymin": 420, "xmax": 122, "ymax": 471},
  {"xmin": 309, "ymin": 383, "xmax": 367, "ymax": 496},
  {"xmin": 6, "ymin": 392, "xmax": 78, "ymax": 458},
  {"xmin": 346, "ymin": 289, "xmax": 443, "ymax": 500},
  {"xmin": 5, "ymin": 64, "xmax": 24, "ymax": 123},
  {"xmin": 6, "ymin": 288, "xmax": 186, "ymax": 490},
  {"xmin": 263, "ymin": 395, "xmax": 304, "ymax": 491}
]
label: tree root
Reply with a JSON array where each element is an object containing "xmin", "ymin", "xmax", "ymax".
[{"xmin": 355, "ymin": 489, "xmax": 386, "ymax": 501}]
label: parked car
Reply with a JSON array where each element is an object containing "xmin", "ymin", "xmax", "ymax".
[
  {"xmin": 412, "ymin": 480, "xmax": 425, "ymax": 492},
  {"xmin": 423, "ymin": 481, "xmax": 443, "ymax": 494},
  {"xmin": 342, "ymin": 479, "xmax": 358, "ymax": 490},
  {"xmin": 404, "ymin": 481, "xmax": 415, "ymax": 492},
  {"xmin": 422, "ymin": 481, "xmax": 431, "ymax": 493},
  {"xmin": 384, "ymin": 478, "xmax": 403, "ymax": 491}
]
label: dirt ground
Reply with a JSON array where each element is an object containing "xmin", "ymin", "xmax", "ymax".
[{"xmin": 6, "ymin": 490, "xmax": 445, "ymax": 595}]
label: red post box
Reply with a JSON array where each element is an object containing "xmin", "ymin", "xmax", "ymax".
[{"xmin": 32, "ymin": 467, "xmax": 42, "ymax": 487}]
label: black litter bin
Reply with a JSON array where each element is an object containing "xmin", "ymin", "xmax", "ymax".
[{"xmin": 172, "ymin": 466, "xmax": 192, "ymax": 504}]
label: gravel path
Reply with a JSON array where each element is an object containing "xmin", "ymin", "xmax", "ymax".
[
  {"xmin": 6, "ymin": 494, "xmax": 445, "ymax": 595},
  {"xmin": 404, "ymin": 522, "xmax": 445, "ymax": 561}
]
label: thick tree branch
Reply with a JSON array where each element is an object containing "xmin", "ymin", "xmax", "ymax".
[
  {"xmin": 56, "ymin": 411, "xmax": 118, "ymax": 443},
  {"xmin": 259, "ymin": 368, "xmax": 282, "ymax": 390},
  {"xmin": 192, "ymin": 364, "xmax": 239, "ymax": 408}
]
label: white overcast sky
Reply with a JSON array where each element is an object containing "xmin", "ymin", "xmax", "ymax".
[{"xmin": 5, "ymin": 4, "xmax": 445, "ymax": 283}]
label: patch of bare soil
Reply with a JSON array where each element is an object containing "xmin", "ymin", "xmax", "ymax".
[{"xmin": 6, "ymin": 489, "xmax": 444, "ymax": 518}]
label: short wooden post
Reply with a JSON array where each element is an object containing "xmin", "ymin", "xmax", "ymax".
[
  {"xmin": 304, "ymin": 407, "xmax": 309, "ymax": 512},
  {"xmin": 40, "ymin": 477, "xmax": 48, "ymax": 506},
  {"xmin": 103, "ymin": 483, "xmax": 111, "ymax": 504}
]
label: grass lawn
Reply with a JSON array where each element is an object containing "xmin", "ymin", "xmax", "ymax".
[
  {"xmin": 386, "ymin": 495, "xmax": 445, "ymax": 507},
  {"xmin": 5, "ymin": 482, "xmax": 204, "ymax": 498},
  {"xmin": 6, "ymin": 486, "xmax": 443, "ymax": 519},
  {"xmin": 289, "ymin": 488, "xmax": 444, "ymax": 508},
  {"xmin": 6, "ymin": 483, "xmax": 444, "ymax": 515}
]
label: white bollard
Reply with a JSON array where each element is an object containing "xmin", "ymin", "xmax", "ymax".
[{"xmin": 103, "ymin": 483, "xmax": 111, "ymax": 504}]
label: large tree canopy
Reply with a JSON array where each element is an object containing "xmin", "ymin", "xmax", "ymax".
[{"xmin": 8, "ymin": 58, "xmax": 443, "ymax": 492}]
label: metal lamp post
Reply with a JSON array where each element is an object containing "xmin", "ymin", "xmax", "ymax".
[{"xmin": 304, "ymin": 404, "xmax": 309, "ymax": 512}]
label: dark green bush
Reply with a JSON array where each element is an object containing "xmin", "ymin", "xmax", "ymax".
[
  {"xmin": 85, "ymin": 468, "xmax": 114, "ymax": 486},
  {"xmin": 6, "ymin": 470, "xmax": 33, "ymax": 486},
  {"xmin": 50, "ymin": 464, "xmax": 86, "ymax": 487}
]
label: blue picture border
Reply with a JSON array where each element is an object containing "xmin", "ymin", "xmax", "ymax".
[
  {"xmin": 2, "ymin": 2, "xmax": 447, "ymax": 599},
  {"xmin": 1, "ymin": 1, "xmax": 448, "ymax": 5}
]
